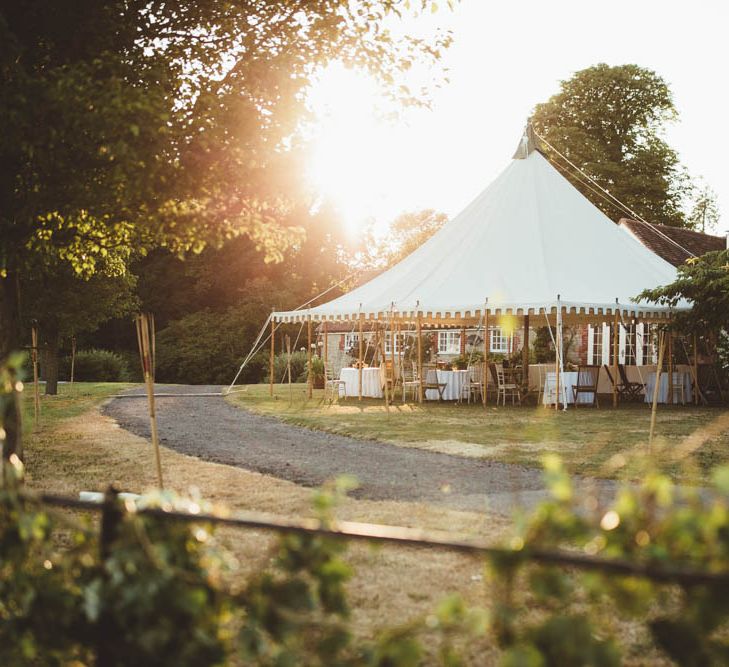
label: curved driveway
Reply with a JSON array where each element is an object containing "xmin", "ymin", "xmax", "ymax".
[{"xmin": 104, "ymin": 385, "xmax": 614, "ymax": 515}]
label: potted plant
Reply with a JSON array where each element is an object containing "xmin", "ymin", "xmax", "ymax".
[{"xmin": 452, "ymin": 354, "xmax": 469, "ymax": 370}]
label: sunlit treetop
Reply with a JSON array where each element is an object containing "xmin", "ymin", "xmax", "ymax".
[{"xmin": 0, "ymin": 0, "xmax": 452, "ymax": 272}]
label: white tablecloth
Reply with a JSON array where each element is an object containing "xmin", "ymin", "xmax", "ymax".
[
  {"xmin": 644, "ymin": 371, "xmax": 692, "ymax": 404},
  {"xmin": 425, "ymin": 369, "xmax": 469, "ymax": 401},
  {"xmin": 339, "ymin": 367, "xmax": 383, "ymax": 398},
  {"xmin": 542, "ymin": 372, "xmax": 595, "ymax": 406}
]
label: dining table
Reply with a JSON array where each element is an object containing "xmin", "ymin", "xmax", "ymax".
[
  {"xmin": 338, "ymin": 367, "xmax": 383, "ymax": 398},
  {"xmin": 542, "ymin": 371, "xmax": 595, "ymax": 406},
  {"xmin": 644, "ymin": 371, "xmax": 692, "ymax": 404},
  {"xmin": 425, "ymin": 369, "xmax": 470, "ymax": 401}
]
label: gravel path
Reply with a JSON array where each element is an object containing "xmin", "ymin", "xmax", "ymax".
[{"xmin": 104, "ymin": 385, "xmax": 616, "ymax": 515}]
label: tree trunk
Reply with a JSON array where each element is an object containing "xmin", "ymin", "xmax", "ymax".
[
  {"xmin": 0, "ymin": 270, "xmax": 21, "ymax": 360},
  {"xmin": 1, "ymin": 270, "xmax": 24, "ymax": 465},
  {"xmin": 45, "ymin": 328, "xmax": 60, "ymax": 396}
]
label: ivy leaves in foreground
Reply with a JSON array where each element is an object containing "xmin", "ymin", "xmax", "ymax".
[{"xmin": 493, "ymin": 455, "xmax": 729, "ymax": 665}]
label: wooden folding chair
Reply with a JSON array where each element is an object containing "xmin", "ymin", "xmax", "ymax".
[
  {"xmin": 603, "ymin": 365, "xmax": 642, "ymax": 403},
  {"xmin": 572, "ymin": 365, "xmax": 600, "ymax": 407},
  {"xmin": 423, "ymin": 364, "xmax": 446, "ymax": 400},
  {"xmin": 618, "ymin": 364, "xmax": 644, "ymax": 401}
]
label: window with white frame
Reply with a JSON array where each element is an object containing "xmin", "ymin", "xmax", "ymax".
[
  {"xmin": 343, "ymin": 333, "xmax": 360, "ymax": 354},
  {"xmin": 489, "ymin": 327, "xmax": 510, "ymax": 354},
  {"xmin": 589, "ymin": 324, "xmax": 604, "ymax": 365},
  {"xmin": 640, "ymin": 323, "xmax": 657, "ymax": 364},
  {"xmin": 383, "ymin": 332, "xmax": 402, "ymax": 355},
  {"xmin": 438, "ymin": 331, "xmax": 461, "ymax": 355},
  {"xmin": 588, "ymin": 323, "xmax": 651, "ymax": 366},
  {"xmin": 623, "ymin": 323, "xmax": 637, "ymax": 366}
]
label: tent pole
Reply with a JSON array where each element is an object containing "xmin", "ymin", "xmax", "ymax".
[
  {"xmin": 417, "ymin": 314, "xmax": 423, "ymax": 403},
  {"xmin": 389, "ymin": 309, "xmax": 396, "ymax": 400},
  {"xmin": 378, "ymin": 322, "xmax": 390, "ymax": 410},
  {"xmin": 649, "ymin": 330, "xmax": 667, "ymax": 455},
  {"xmin": 358, "ymin": 315, "xmax": 363, "ymax": 401},
  {"xmin": 323, "ymin": 320, "xmax": 328, "ymax": 378},
  {"xmin": 667, "ymin": 325, "xmax": 674, "ymax": 406},
  {"xmin": 269, "ymin": 317, "xmax": 275, "ymax": 397},
  {"xmin": 286, "ymin": 334, "xmax": 292, "ymax": 405},
  {"xmin": 693, "ymin": 332, "xmax": 699, "ymax": 405},
  {"xmin": 460, "ymin": 324, "xmax": 466, "ymax": 356},
  {"xmin": 396, "ymin": 316, "xmax": 402, "ymax": 398},
  {"xmin": 555, "ymin": 311, "xmax": 560, "ymax": 412},
  {"xmin": 522, "ymin": 314, "xmax": 530, "ymax": 399},
  {"xmin": 307, "ymin": 317, "xmax": 313, "ymax": 399},
  {"xmin": 483, "ymin": 309, "xmax": 489, "ymax": 407},
  {"xmin": 612, "ymin": 311, "xmax": 619, "ymax": 408}
]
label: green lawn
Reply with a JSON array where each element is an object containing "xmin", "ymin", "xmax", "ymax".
[
  {"xmin": 21, "ymin": 381, "xmax": 134, "ymax": 437},
  {"xmin": 227, "ymin": 383, "xmax": 729, "ymax": 484}
]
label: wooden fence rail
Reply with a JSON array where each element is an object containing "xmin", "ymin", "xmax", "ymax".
[{"xmin": 24, "ymin": 489, "xmax": 729, "ymax": 588}]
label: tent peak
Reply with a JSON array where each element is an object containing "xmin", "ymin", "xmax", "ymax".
[{"xmin": 512, "ymin": 121, "xmax": 539, "ymax": 159}]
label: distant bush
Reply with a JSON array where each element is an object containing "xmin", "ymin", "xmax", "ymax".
[
  {"xmin": 60, "ymin": 349, "xmax": 130, "ymax": 382},
  {"xmin": 116, "ymin": 350, "xmax": 144, "ymax": 383},
  {"xmin": 272, "ymin": 351, "xmax": 308, "ymax": 384},
  {"xmin": 156, "ymin": 305, "xmax": 271, "ymax": 385}
]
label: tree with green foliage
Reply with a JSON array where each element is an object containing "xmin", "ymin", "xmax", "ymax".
[
  {"xmin": 20, "ymin": 260, "xmax": 138, "ymax": 395},
  {"xmin": 0, "ymin": 0, "xmax": 451, "ymax": 455},
  {"xmin": 0, "ymin": 0, "xmax": 451, "ymax": 358},
  {"xmin": 349, "ymin": 209, "xmax": 449, "ymax": 273},
  {"xmin": 639, "ymin": 249, "xmax": 729, "ymax": 384},
  {"xmin": 688, "ymin": 182, "xmax": 721, "ymax": 233},
  {"xmin": 531, "ymin": 64, "xmax": 691, "ymax": 227},
  {"xmin": 639, "ymin": 249, "xmax": 729, "ymax": 337},
  {"xmin": 381, "ymin": 209, "xmax": 449, "ymax": 267}
]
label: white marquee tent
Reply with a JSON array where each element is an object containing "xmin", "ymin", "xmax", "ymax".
[
  {"xmin": 273, "ymin": 131, "xmax": 682, "ymax": 324},
  {"xmin": 229, "ymin": 128, "xmax": 692, "ymax": 407}
]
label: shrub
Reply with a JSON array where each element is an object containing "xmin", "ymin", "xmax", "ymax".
[
  {"xmin": 60, "ymin": 349, "xmax": 130, "ymax": 382},
  {"xmin": 271, "ymin": 351, "xmax": 308, "ymax": 384},
  {"xmin": 155, "ymin": 306, "xmax": 271, "ymax": 385}
]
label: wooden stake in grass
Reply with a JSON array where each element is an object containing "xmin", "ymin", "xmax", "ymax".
[
  {"xmin": 649, "ymin": 330, "xmax": 667, "ymax": 456},
  {"xmin": 70, "ymin": 334, "xmax": 77, "ymax": 389},
  {"xmin": 135, "ymin": 313, "xmax": 163, "ymax": 490},
  {"xmin": 31, "ymin": 323, "xmax": 40, "ymax": 424}
]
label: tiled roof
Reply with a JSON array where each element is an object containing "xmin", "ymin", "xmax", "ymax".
[{"xmin": 618, "ymin": 218, "xmax": 726, "ymax": 267}]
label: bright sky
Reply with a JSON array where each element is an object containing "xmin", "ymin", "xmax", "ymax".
[{"xmin": 306, "ymin": 0, "xmax": 728, "ymax": 238}]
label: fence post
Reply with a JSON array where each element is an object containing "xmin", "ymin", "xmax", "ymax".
[{"xmin": 97, "ymin": 485, "xmax": 122, "ymax": 667}]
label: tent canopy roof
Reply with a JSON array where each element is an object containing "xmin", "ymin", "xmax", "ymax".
[{"xmin": 275, "ymin": 146, "xmax": 685, "ymax": 323}]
